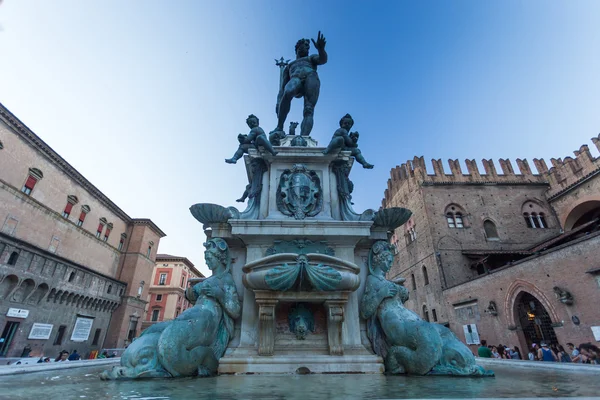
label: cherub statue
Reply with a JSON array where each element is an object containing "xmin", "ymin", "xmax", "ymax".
[
  {"xmin": 289, "ymin": 121, "xmax": 299, "ymax": 136},
  {"xmin": 360, "ymin": 241, "xmax": 493, "ymax": 376},
  {"xmin": 226, "ymin": 114, "xmax": 278, "ymax": 164},
  {"xmin": 323, "ymin": 114, "xmax": 374, "ymax": 169}
]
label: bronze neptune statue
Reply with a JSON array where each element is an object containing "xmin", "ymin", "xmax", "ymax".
[
  {"xmin": 101, "ymin": 238, "xmax": 241, "ymax": 379},
  {"xmin": 360, "ymin": 241, "xmax": 493, "ymax": 376},
  {"xmin": 271, "ymin": 32, "xmax": 328, "ymax": 137}
]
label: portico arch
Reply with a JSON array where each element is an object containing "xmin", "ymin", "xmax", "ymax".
[{"xmin": 563, "ymin": 198, "xmax": 600, "ymax": 231}]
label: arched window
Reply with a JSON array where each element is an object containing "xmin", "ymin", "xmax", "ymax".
[
  {"xmin": 423, "ymin": 305, "xmax": 430, "ymax": 322},
  {"xmin": 522, "ymin": 201, "xmax": 549, "ymax": 229},
  {"xmin": 68, "ymin": 272, "xmax": 76, "ymax": 283},
  {"xmin": 104, "ymin": 223, "xmax": 113, "ymax": 242},
  {"xmin": 445, "ymin": 205, "xmax": 466, "ymax": 228},
  {"xmin": 484, "ymin": 220, "xmax": 499, "ymax": 240},
  {"xmin": 96, "ymin": 218, "xmax": 107, "ymax": 238},
  {"xmin": 422, "ymin": 266, "xmax": 429, "ymax": 286},
  {"xmin": 107, "ymin": 285, "xmax": 112, "ymax": 294},
  {"xmin": 411, "ymin": 273, "xmax": 416, "ymax": 290},
  {"xmin": 432, "ymin": 308, "xmax": 438, "ymax": 322},
  {"xmin": 118, "ymin": 233, "xmax": 127, "ymax": 251},
  {"xmin": 8, "ymin": 251, "xmax": 19, "ymax": 266}
]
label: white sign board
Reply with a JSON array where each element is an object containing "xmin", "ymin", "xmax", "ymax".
[
  {"xmin": 463, "ymin": 324, "xmax": 481, "ymax": 345},
  {"xmin": 591, "ymin": 326, "xmax": 600, "ymax": 341},
  {"xmin": 7, "ymin": 308, "xmax": 29, "ymax": 319},
  {"xmin": 28, "ymin": 323, "xmax": 54, "ymax": 340},
  {"xmin": 70, "ymin": 317, "xmax": 94, "ymax": 342}
]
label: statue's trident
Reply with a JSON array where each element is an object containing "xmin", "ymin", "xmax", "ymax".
[{"xmin": 275, "ymin": 57, "xmax": 290, "ymax": 116}]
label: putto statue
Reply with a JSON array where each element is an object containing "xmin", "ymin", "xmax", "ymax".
[
  {"xmin": 226, "ymin": 114, "xmax": 278, "ymax": 164},
  {"xmin": 271, "ymin": 32, "xmax": 328, "ymax": 138},
  {"xmin": 360, "ymin": 241, "xmax": 493, "ymax": 377},
  {"xmin": 100, "ymin": 238, "xmax": 241, "ymax": 380},
  {"xmin": 323, "ymin": 114, "xmax": 374, "ymax": 169}
]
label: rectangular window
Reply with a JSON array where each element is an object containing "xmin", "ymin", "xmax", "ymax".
[
  {"xmin": 96, "ymin": 223, "xmax": 103, "ymax": 239},
  {"xmin": 159, "ymin": 273, "xmax": 167, "ymax": 285},
  {"xmin": 146, "ymin": 246, "xmax": 152, "ymax": 258},
  {"xmin": 62, "ymin": 202, "xmax": 73, "ymax": 219},
  {"xmin": 78, "ymin": 211, "xmax": 87, "ymax": 227},
  {"xmin": 21, "ymin": 176, "xmax": 37, "ymax": 195},
  {"xmin": 118, "ymin": 238, "xmax": 124, "ymax": 251},
  {"xmin": 181, "ymin": 276, "xmax": 186, "ymax": 287},
  {"xmin": 92, "ymin": 328, "xmax": 101, "ymax": 346},
  {"xmin": 156, "ymin": 294, "xmax": 163, "ymax": 301},
  {"xmin": 151, "ymin": 309, "xmax": 160, "ymax": 322},
  {"xmin": 53, "ymin": 325, "xmax": 67, "ymax": 345}
]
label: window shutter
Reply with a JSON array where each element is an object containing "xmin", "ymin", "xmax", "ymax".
[
  {"xmin": 64, "ymin": 202, "xmax": 73, "ymax": 214},
  {"xmin": 105, "ymin": 228, "xmax": 111, "ymax": 237},
  {"xmin": 25, "ymin": 176, "xmax": 37, "ymax": 189},
  {"xmin": 97, "ymin": 223, "xmax": 104, "ymax": 233},
  {"xmin": 79, "ymin": 211, "xmax": 87, "ymax": 222}
]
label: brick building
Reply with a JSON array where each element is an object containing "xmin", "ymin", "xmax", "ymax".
[
  {"xmin": 382, "ymin": 136, "xmax": 600, "ymax": 354},
  {"xmin": 0, "ymin": 103, "xmax": 166, "ymax": 358},
  {"xmin": 142, "ymin": 254, "xmax": 203, "ymax": 330}
]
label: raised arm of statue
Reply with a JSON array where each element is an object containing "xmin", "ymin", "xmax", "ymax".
[{"xmin": 310, "ymin": 31, "xmax": 328, "ymax": 65}]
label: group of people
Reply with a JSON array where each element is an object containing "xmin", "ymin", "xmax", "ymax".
[
  {"xmin": 53, "ymin": 349, "xmax": 81, "ymax": 362},
  {"xmin": 477, "ymin": 339, "xmax": 600, "ymax": 364}
]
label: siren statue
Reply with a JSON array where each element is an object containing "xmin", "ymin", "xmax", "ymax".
[
  {"xmin": 101, "ymin": 238, "xmax": 240, "ymax": 380},
  {"xmin": 360, "ymin": 241, "xmax": 494, "ymax": 376}
]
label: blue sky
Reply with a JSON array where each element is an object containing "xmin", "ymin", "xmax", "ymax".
[{"xmin": 1, "ymin": 1, "xmax": 599, "ymax": 275}]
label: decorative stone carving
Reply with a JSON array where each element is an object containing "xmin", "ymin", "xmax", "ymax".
[
  {"xmin": 101, "ymin": 238, "xmax": 241, "ymax": 380},
  {"xmin": 486, "ymin": 301, "xmax": 498, "ymax": 316},
  {"xmin": 325, "ymin": 301, "xmax": 345, "ymax": 356},
  {"xmin": 290, "ymin": 136, "xmax": 308, "ymax": 147},
  {"xmin": 276, "ymin": 164, "xmax": 322, "ymax": 219},
  {"xmin": 243, "ymin": 253, "xmax": 360, "ymax": 292},
  {"xmin": 257, "ymin": 298, "xmax": 278, "ymax": 356},
  {"xmin": 288, "ymin": 303, "xmax": 314, "ymax": 340},
  {"xmin": 265, "ymin": 239, "xmax": 335, "ymax": 257},
  {"xmin": 553, "ymin": 286, "xmax": 574, "ymax": 305},
  {"xmin": 360, "ymin": 241, "xmax": 493, "ymax": 377}
]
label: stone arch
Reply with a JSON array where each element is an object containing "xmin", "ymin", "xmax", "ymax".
[
  {"xmin": 54, "ymin": 290, "xmax": 63, "ymax": 303},
  {"xmin": 59, "ymin": 291, "xmax": 69, "ymax": 304},
  {"xmin": 521, "ymin": 200, "xmax": 550, "ymax": 228},
  {"xmin": 46, "ymin": 288, "xmax": 57, "ymax": 302},
  {"xmin": 0, "ymin": 275, "xmax": 19, "ymax": 299},
  {"xmin": 72, "ymin": 294, "xmax": 80, "ymax": 307},
  {"xmin": 504, "ymin": 280, "xmax": 560, "ymax": 328},
  {"xmin": 562, "ymin": 197, "xmax": 600, "ymax": 231},
  {"xmin": 13, "ymin": 278, "xmax": 36, "ymax": 303},
  {"xmin": 29, "ymin": 283, "xmax": 50, "ymax": 304},
  {"xmin": 444, "ymin": 203, "xmax": 467, "ymax": 228}
]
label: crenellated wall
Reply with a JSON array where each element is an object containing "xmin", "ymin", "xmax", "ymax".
[{"xmin": 383, "ymin": 135, "xmax": 600, "ymax": 210}]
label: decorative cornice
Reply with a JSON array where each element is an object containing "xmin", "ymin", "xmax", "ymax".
[
  {"xmin": 0, "ymin": 103, "xmax": 132, "ymax": 222},
  {"xmin": 132, "ymin": 218, "xmax": 166, "ymax": 238}
]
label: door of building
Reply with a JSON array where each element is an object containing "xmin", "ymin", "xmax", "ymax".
[
  {"xmin": 0, "ymin": 321, "xmax": 20, "ymax": 356},
  {"xmin": 516, "ymin": 292, "xmax": 557, "ymax": 349}
]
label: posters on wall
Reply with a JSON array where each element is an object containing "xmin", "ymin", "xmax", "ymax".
[
  {"xmin": 463, "ymin": 324, "xmax": 481, "ymax": 345},
  {"xmin": 70, "ymin": 317, "xmax": 94, "ymax": 342},
  {"xmin": 592, "ymin": 326, "xmax": 600, "ymax": 341},
  {"xmin": 6, "ymin": 308, "xmax": 29, "ymax": 318},
  {"xmin": 28, "ymin": 323, "xmax": 54, "ymax": 340}
]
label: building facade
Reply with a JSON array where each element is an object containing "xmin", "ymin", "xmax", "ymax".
[
  {"xmin": 382, "ymin": 136, "xmax": 600, "ymax": 354},
  {"xmin": 142, "ymin": 254, "xmax": 203, "ymax": 330},
  {"xmin": 0, "ymin": 103, "xmax": 166, "ymax": 358}
]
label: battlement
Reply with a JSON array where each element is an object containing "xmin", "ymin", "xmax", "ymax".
[{"xmin": 382, "ymin": 135, "xmax": 600, "ymax": 207}]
